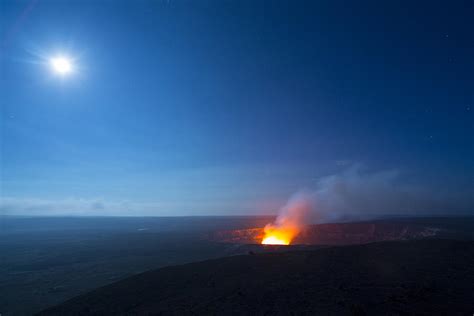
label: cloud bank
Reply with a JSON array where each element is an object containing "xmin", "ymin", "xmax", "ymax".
[
  {"xmin": 1, "ymin": 166, "xmax": 473, "ymax": 218},
  {"xmin": 0, "ymin": 197, "xmax": 166, "ymax": 216}
]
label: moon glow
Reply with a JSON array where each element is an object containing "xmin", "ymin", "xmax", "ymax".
[{"xmin": 49, "ymin": 56, "xmax": 74, "ymax": 75}]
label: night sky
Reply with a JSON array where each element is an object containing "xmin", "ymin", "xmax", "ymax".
[{"xmin": 1, "ymin": 0, "xmax": 473, "ymax": 216}]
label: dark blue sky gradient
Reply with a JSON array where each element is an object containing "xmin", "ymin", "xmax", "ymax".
[{"xmin": 1, "ymin": 0, "xmax": 473, "ymax": 215}]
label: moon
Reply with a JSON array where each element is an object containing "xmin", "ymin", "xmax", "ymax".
[{"xmin": 49, "ymin": 56, "xmax": 74, "ymax": 75}]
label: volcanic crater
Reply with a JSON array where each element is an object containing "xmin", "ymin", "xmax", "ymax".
[{"xmin": 208, "ymin": 220, "xmax": 442, "ymax": 246}]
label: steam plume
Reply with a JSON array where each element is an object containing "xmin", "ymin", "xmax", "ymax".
[
  {"xmin": 263, "ymin": 165, "xmax": 474, "ymax": 243},
  {"xmin": 263, "ymin": 191, "xmax": 312, "ymax": 244}
]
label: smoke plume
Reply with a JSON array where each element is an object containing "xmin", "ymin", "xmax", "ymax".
[{"xmin": 268, "ymin": 165, "xmax": 474, "ymax": 232}]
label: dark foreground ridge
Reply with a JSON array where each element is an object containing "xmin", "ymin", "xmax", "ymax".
[{"xmin": 39, "ymin": 239, "xmax": 474, "ymax": 315}]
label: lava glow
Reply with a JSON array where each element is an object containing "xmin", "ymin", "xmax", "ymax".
[
  {"xmin": 260, "ymin": 192, "xmax": 312, "ymax": 246},
  {"xmin": 261, "ymin": 225, "xmax": 298, "ymax": 245},
  {"xmin": 261, "ymin": 235, "xmax": 290, "ymax": 245}
]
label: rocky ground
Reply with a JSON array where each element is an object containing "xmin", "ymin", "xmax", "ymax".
[{"xmin": 39, "ymin": 239, "xmax": 474, "ymax": 316}]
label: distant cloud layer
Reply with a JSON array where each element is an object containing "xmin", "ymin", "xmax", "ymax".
[
  {"xmin": 1, "ymin": 165, "xmax": 473, "ymax": 218},
  {"xmin": 0, "ymin": 197, "xmax": 164, "ymax": 216}
]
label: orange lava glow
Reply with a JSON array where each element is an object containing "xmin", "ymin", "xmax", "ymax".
[
  {"xmin": 261, "ymin": 195, "xmax": 310, "ymax": 245},
  {"xmin": 261, "ymin": 235, "xmax": 290, "ymax": 245},
  {"xmin": 261, "ymin": 226, "xmax": 297, "ymax": 245}
]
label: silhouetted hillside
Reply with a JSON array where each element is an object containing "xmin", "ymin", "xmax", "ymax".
[{"xmin": 39, "ymin": 239, "xmax": 474, "ymax": 315}]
